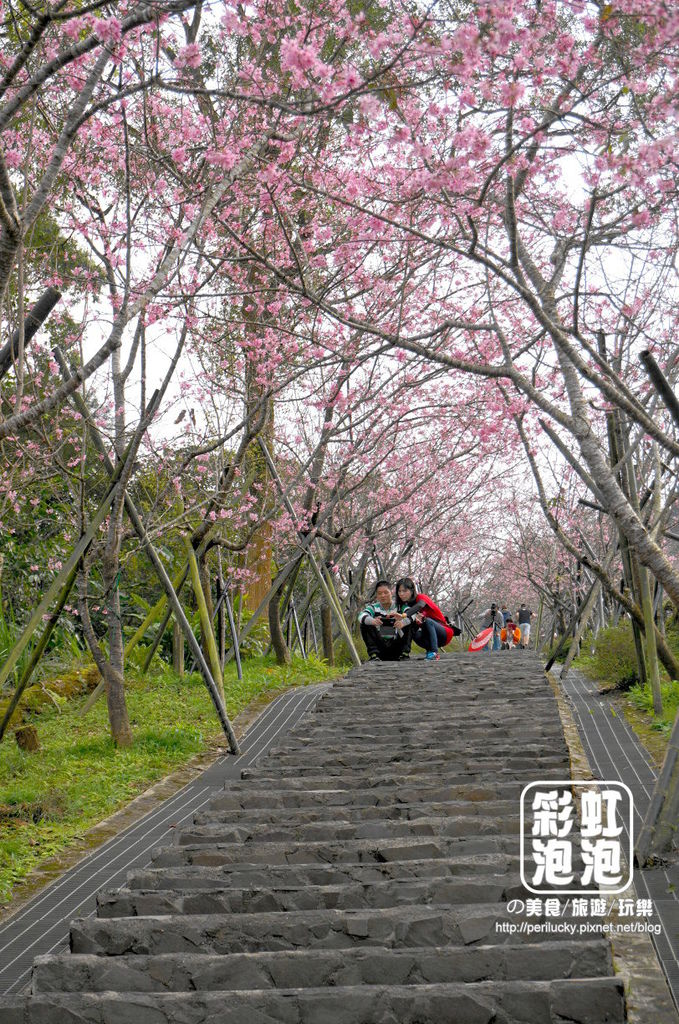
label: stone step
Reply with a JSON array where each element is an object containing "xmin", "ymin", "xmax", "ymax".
[
  {"xmin": 239, "ymin": 760, "xmax": 569, "ymax": 785},
  {"xmin": 0, "ymin": 657, "xmax": 628, "ymax": 1024},
  {"xmin": 150, "ymin": 833, "xmax": 522, "ymax": 868},
  {"xmin": 312, "ymin": 689, "xmax": 553, "ymax": 702},
  {"xmin": 174, "ymin": 813, "xmax": 522, "ymax": 847},
  {"xmin": 268, "ymin": 727, "xmax": 563, "ymax": 748},
  {"xmin": 312, "ymin": 697, "xmax": 558, "ymax": 712},
  {"xmin": 317, "ymin": 675, "xmax": 551, "ymax": 688},
  {"xmin": 31, "ymin": 940, "xmax": 613, "ymax": 993},
  {"xmin": 70, "ymin": 904, "xmax": 604, "ymax": 957},
  {"xmin": 307, "ymin": 692, "xmax": 557, "ymax": 708},
  {"xmin": 246, "ymin": 751, "xmax": 569, "ymax": 770},
  {"xmin": 192, "ymin": 797, "xmax": 519, "ymax": 826},
  {"xmin": 264, "ymin": 742, "xmax": 566, "ymax": 768},
  {"xmin": 211, "ymin": 781, "xmax": 518, "ymax": 808},
  {"xmin": 271, "ymin": 725, "xmax": 563, "ymax": 742},
  {"xmin": 2, "ymin": 978, "xmax": 627, "ymax": 1024},
  {"xmin": 127, "ymin": 853, "xmax": 524, "ymax": 892},
  {"xmin": 308, "ymin": 688, "xmax": 553, "ymax": 701},
  {"xmin": 96, "ymin": 872, "xmax": 529, "ymax": 917}
]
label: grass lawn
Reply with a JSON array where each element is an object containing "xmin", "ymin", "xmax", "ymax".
[
  {"xmin": 0, "ymin": 654, "xmax": 341, "ymax": 907},
  {"xmin": 618, "ymin": 678, "xmax": 679, "ymax": 766}
]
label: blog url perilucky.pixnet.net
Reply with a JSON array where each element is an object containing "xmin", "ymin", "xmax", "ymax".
[{"xmin": 495, "ymin": 920, "xmax": 661, "ymax": 936}]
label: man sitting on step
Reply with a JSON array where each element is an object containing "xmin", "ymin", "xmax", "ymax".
[{"xmin": 359, "ymin": 580, "xmax": 412, "ymax": 661}]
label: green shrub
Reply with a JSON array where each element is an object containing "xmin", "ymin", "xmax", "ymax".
[
  {"xmin": 627, "ymin": 678, "xmax": 679, "ymax": 733},
  {"xmin": 236, "ymin": 610, "xmax": 271, "ymax": 658},
  {"xmin": 579, "ymin": 621, "xmax": 640, "ymax": 689}
]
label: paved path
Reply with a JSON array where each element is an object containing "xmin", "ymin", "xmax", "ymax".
[
  {"xmin": 0, "ymin": 684, "xmax": 328, "ymax": 996},
  {"xmin": 0, "ymin": 655, "xmax": 628, "ymax": 1023},
  {"xmin": 560, "ymin": 668, "xmax": 679, "ymax": 1010}
]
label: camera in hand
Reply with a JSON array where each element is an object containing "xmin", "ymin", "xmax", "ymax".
[{"xmin": 378, "ymin": 614, "xmax": 398, "ymax": 639}]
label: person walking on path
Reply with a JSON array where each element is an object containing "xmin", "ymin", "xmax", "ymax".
[
  {"xmin": 518, "ymin": 603, "xmax": 534, "ymax": 648},
  {"xmin": 479, "ymin": 603, "xmax": 504, "ymax": 651},
  {"xmin": 359, "ymin": 580, "xmax": 411, "ymax": 661},
  {"xmin": 395, "ymin": 577, "xmax": 455, "ymax": 662}
]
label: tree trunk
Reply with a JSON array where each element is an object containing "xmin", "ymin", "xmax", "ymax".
[
  {"xmin": 655, "ymin": 584, "xmax": 666, "ymax": 637},
  {"xmin": 560, "ymin": 582, "xmax": 601, "ymax": 679},
  {"xmin": 268, "ymin": 585, "xmax": 291, "ymax": 665},
  {"xmin": 555, "ymin": 340, "xmax": 679, "ymax": 613},
  {"xmin": 15, "ymin": 725, "xmax": 39, "ymax": 751},
  {"xmin": 534, "ymin": 596, "xmax": 544, "ymax": 651},
  {"xmin": 321, "ymin": 601, "xmax": 334, "ymax": 664},
  {"xmin": 636, "ymin": 708, "xmax": 679, "ymax": 863},
  {"xmin": 639, "ymin": 566, "xmax": 663, "ymax": 714},
  {"xmin": 244, "ymin": 517, "xmax": 273, "ymax": 612},
  {"xmin": 102, "ymin": 549, "xmax": 133, "ymax": 747},
  {"xmin": 242, "ymin": 281, "xmax": 274, "ymax": 614}
]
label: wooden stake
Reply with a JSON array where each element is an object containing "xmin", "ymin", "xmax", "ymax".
[{"xmin": 172, "ymin": 620, "xmax": 184, "ymax": 677}]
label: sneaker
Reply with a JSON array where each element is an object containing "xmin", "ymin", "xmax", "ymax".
[
  {"xmin": 425, "ymin": 651, "xmax": 440, "ymax": 661},
  {"xmin": 398, "ymin": 653, "xmax": 410, "ymax": 661},
  {"xmin": 369, "ymin": 653, "xmax": 380, "ymax": 662}
]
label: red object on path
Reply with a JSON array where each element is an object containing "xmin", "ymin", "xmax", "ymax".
[{"xmin": 468, "ymin": 627, "xmax": 493, "ymax": 651}]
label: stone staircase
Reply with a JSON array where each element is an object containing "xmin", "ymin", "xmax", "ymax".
[{"xmin": 0, "ymin": 654, "xmax": 627, "ymax": 1023}]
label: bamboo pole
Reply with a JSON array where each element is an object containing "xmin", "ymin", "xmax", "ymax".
[
  {"xmin": 0, "ymin": 562, "xmax": 79, "ymax": 741},
  {"xmin": 559, "ymin": 581, "xmax": 601, "ymax": 679},
  {"xmin": 54, "ymin": 352, "xmax": 239, "ymax": 752},
  {"xmin": 222, "ymin": 555, "xmax": 303, "ymax": 665},
  {"xmin": 290, "ymin": 599, "xmax": 306, "ymax": 659},
  {"xmin": 309, "ymin": 609, "xmax": 319, "ymax": 654},
  {"xmin": 185, "ymin": 536, "xmax": 225, "ymax": 702},
  {"xmin": 560, "ymin": 547, "xmax": 617, "ymax": 679},
  {"xmin": 223, "ymin": 591, "xmax": 243, "ymax": 682},
  {"xmin": 0, "ymin": 469, "xmax": 123, "ymax": 695},
  {"xmin": 544, "ymin": 580, "xmax": 597, "ymax": 672},
  {"xmin": 257, "ymin": 438, "xmax": 361, "ymax": 667},
  {"xmin": 124, "ymin": 572, "xmax": 186, "ymax": 660},
  {"xmin": 216, "ymin": 565, "xmax": 226, "ymax": 669},
  {"xmin": 141, "ymin": 604, "xmax": 173, "ymax": 674},
  {"xmin": 0, "ymin": 407, "xmax": 156, "ymax": 735},
  {"xmin": 639, "ymin": 349, "xmax": 679, "ymax": 431}
]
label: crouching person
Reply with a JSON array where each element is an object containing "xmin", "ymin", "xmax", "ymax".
[
  {"xmin": 359, "ymin": 580, "xmax": 411, "ymax": 662},
  {"xmin": 396, "ymin": 577, "xmax": 455, "ymax": 661}
]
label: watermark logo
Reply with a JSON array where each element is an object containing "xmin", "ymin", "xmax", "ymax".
[{"xmin": 520, "ymin": 781, "xmax": 633, "ymax": 895}]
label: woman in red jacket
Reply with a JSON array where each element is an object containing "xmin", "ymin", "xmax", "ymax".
[{"xmin": 395, "ymin": 577, "xmax": 453, "ymax": 661}]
